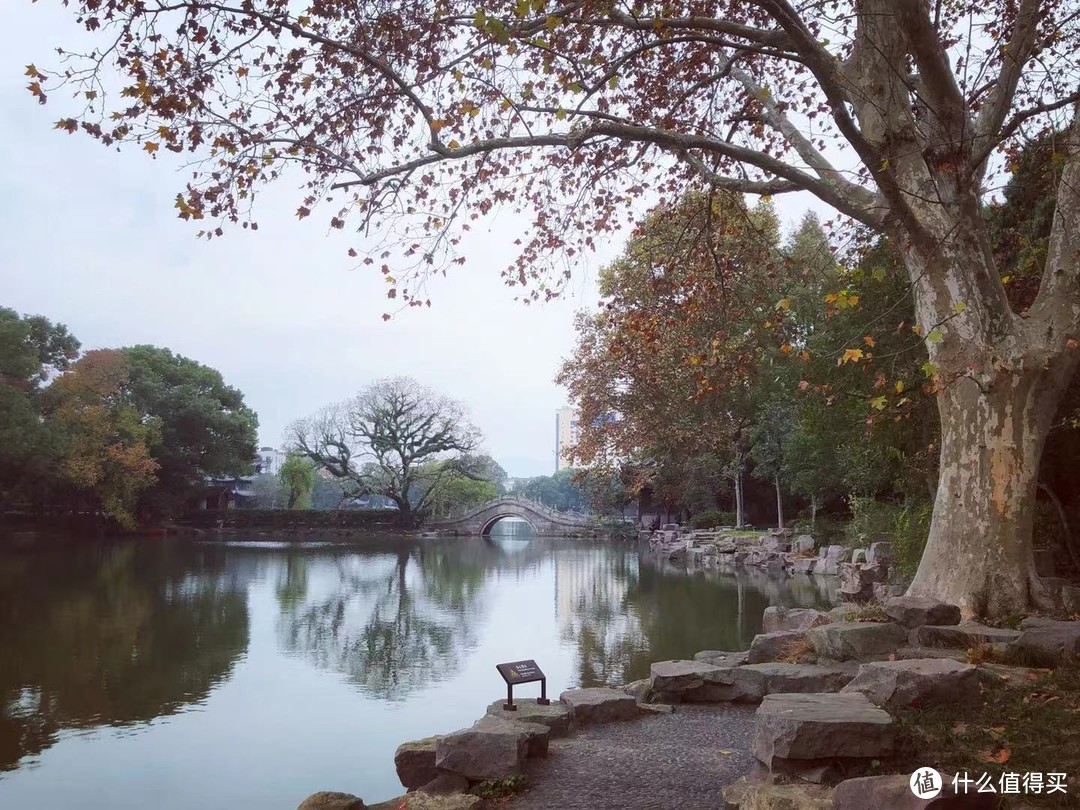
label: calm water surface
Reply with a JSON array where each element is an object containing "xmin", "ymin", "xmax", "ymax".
[{"xmin": 0, "ymin": 524, "xmax": 832, "ymax": 809}]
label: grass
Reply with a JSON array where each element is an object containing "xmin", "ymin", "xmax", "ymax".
[
  {"xmin": 832, "ymin": 603, "xmax": 890, "ymax": 623},
  {"xmin": 777, "ymin": 637, "xmax": 816, "ymax": 664},
  {"xmin": 893, "ymin": 662, "xmax": 1080, "ymax": 807}
]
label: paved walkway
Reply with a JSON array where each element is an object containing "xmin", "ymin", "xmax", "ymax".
[{"xmin": 506, "ymin": 704, "xmax": 757, "ymax": 810}]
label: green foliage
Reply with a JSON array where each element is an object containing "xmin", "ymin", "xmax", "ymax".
[
  {"xmin": 121, "ymin": 345, "xmax": 259, "ymax": 517},
  {"xmin": 845, "ymin": 497, "xmax": 931, "ymax": 578},
  {"xmin": 278, "ymin": 452, "xmax": 316, "ymax": 509},
  {"xmin": 473, "ymin": 775, "xmax": 528, "ymax": 799},
  {"xmin": 689, "ymin": 509, "xmax": 736, "ymax": 530},
  {"xmin": 514, "ymin": 468, "xmax": 586, "ymax": 511}
]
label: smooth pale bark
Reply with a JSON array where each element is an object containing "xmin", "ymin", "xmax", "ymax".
[
  {"xmin": 774, "ymin": 477, "xmax": 784, "ymax": 530},
  {"xmin": 734, "ymin": 468, "xmax": 745, "ymax": 528}
]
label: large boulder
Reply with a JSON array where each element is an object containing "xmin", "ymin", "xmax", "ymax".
[
  {"xmin": 401, "ymin": 795, "xmax": 482, "ymax": 810},
  {"xmin": 883, "ymin": 596, "xmax": 961, "ymax": 629},
  {"xmin": 394, "ymin": 736, "xmax": 440, "ymax": 790},
  {"xmin": 839, "ymin": 563, "xmax": 887, "ymax": 602},
  {"xmin": 866, "ymin": 542, "xmax": 892, "ymax": 567},
  {"xmin": 434, "ymin": 725, "xmax": 528, "ymax": 781},
  {"xmin": 1009, "ymin": 618, "xmax": 1080, "ymax": 665},
  {"xmin": 819, "ymin": 544, "xmax": 848, "ymax": 575},
  {"xmin": 917, "ymin": 622, "xmax": 1021, "ymax": 648},
  {"xmin": 841, "ymin": 658, "xmax": 979, "ymax": 709},
  {"xmin": 650, "ymin": 660, "xmax": 764, "ymax": 703},
  {"xmin": 763, "ymin": 606, "xmax": 833, "ymax": 634},
  {"xmin": 741, "ymin": 662, "xmax": 855, "ymax": 695},
  {"xmin": 484, "ymin": 698, "xmax": 571, "ymax": 736},
  {"xmin": 747, "ymin": 630, "xmax": 810, "ymax": 664},
  {"xmin": 472, "ymin": 715, "xmax": 550, "ymax": 758},
  {"xmin": 806, "ymin": 622, "xmax": 907, "ymax": 661},
  {"xmin": 752, "ymin": 692, "xmax": 895, "ymax": 770},
  {"xmin": 833, "ymin": 774, "xmax": 997, "ymax": 809},
  {"xmin": 790, "ymin": 557, "xmax": 819, "ymax": 575},
  {"xmin": 794, "ymin": 535, "xmax": 816, "ymax": 554},
  {"xmin": 559, "ymin": 687, "xmax": 640, "ymax": 723},
  {"xmin": 416, "ymin": 774, "xmax": 469, "ymax": 796},
  {"xmin": 297, "ymin": 793, "xmax": 365, "ymax": 810}
]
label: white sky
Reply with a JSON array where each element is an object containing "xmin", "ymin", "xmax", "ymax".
[{"xmin": 1, "ymin": 4, "xmax": 830, "ymax": 477}]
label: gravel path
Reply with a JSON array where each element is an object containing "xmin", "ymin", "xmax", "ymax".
[{"xmin": 506, "ymin": 705, "xmax": 757, "ymax": 810}]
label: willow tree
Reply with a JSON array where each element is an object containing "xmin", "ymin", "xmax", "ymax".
[{"xmin": 36, "ymin": 1, "xmax": 1080, "ymax": 616}]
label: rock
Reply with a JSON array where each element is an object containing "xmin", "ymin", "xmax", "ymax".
[
  {"xmin": 872, "ymin": 582, "xmax": 907, "ymax": 601},
  {"xmin": 297, "ymin": 793, "xmax": 365, "ymax": 810},
  {"xmin": 866, "ymin": 542, "xmax": 892, "ymax": 567},
  {"xmin": 752, "ymin": 692, "xmax": 895, "ymax": 769},
  {"xmin": 1063, "ymin": 585, "xmax": 1080, "ymax": 613},
  {"xmin": 722, "ymin": 777, "xmax": 833, "ymax": 810},
  {"xmin": 747, "ymin": 630, "xmax": 809, "ymax": 664},
  {"xmin": 833, "ymin": 774, "xmax": 997, "ymax": 809},
  {"xmin": 839, "ymin": 563, "xmax": 887, "ymax": 602},
  {"xmin": 417, "ymin": 773, "xmax": 469, "ymax": 796},
  {"xmin": 795, "ymin": 535, "xmax": 816, "ymax": 554},
  {"xmin": 650, "ymin": 659, "xmax": 764, "ymax": 703},
  {"xmin": 1009, "ymin": 617, "xmax": 1080, "ymax": 665},
  {"xmin": 917, "ymin": 622, "xmax": 1021, "ymax": 648},
  {"xmin": 620, "ymin": 678, "xmax": 652, "ymax": 702},
  {"xmin": 894, "ymin": 646, "xmax": 968, "ymax": 662},
  {"xmin": 484, "ymin": 698, "xmax": 571, "ymax": 736},
  {"xmin": 472, "ymin": 715, "xmax": 550, "ymax": 758},
  {"xmin": 693, "ymin": 649, "xmax": 749, "ymax": 667},
  {"xmin": 806, "ymin": 622, "xmax": 907, "ymax": 661},
  {"xmin": 841, "ymin": 658, "xmax": 979, "ymax": 709},
  {"xmin": 818, "ymin": 544, "xmax": 848, "ymax": 574},
  {"xmin": 762, "ymin": 606, "xmax": 833, "ymax": 634},
  {"xmin": 394, "ymin": 736, "xmax": 439, "ymax": 790},
  {"xmin": 434, "ymin": 725, "xmax": 527, "ymax": 781},
  {"xmin": 852, "ymin": 548, "xmax": 867, "ymax": 564},
  {"xmin": 741, "ymin": 662, "xmax": 855, "ymax": 694},
  {"xmin": 790, "ymin": 557, "xmax": 818, "ymax": 575},
  {"xmin": 402, "ymin": 794, "xmax": 482, "ymax": 810},
  {"xmin": 638, "ymin": 702, "xmax": 676, "ymax": 714},
  {"xmin": 559, "ymin": 687, "xmax": 640, "ymax": 723},
  {"xmin": 883, "ymin": 596, "xmax": 962, "ymax": 629}
]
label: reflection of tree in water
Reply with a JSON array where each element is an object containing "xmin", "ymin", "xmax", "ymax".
[
  {"xmin": 276, "ymin": 543, "xmax": 491, "ymax": 702},
  {"xmin": 558, "ymin": 551, "xmax": 831, "ymax": 688},
  {"xmin": 0, "ymin": 540, "xmax": 249, "ymax": 771}
]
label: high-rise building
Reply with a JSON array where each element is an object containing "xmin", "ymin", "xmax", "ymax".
[
  {"xmin": 555, "ymin": 407, "xmax": 579, "ymax": 472},
  {"xmin": 255, "ymin": 446, "xmax": 289, "ymax": 476}
]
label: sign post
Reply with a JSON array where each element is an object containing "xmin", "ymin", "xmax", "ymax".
[{"xmin": 495, "ymin": 659, "xmax": 550, "ymax": 711}]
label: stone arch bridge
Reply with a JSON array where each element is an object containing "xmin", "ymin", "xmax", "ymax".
[{"xmin": 427, "ymin": 495, "xmax": 597, "ymax": 537}]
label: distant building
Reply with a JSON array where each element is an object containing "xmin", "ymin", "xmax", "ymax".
[
  {"xmin": 255, "ymin": 446, "xmax": 289, "ymax": 476},
  {"xmin": 555, "ymin": 407, "xmax": 580, "ymax": 472}
]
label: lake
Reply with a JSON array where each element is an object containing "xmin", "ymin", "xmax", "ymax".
[{"xmin": 0, "ymin": 524, "xmax": 833, "ymax": 809}]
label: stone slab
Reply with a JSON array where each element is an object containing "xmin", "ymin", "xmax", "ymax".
[
  {"xmin": 917, "ymin": 622, "xmax": 1021, "ymax": 648},
  {"xmin": 806, "ymin": 622, "xmax": 907, "ymax": 661},
  {"xmin": 485, "ymin": 698, "xmax": 571, "ymax": 736},
  {"xmin": 434, "ymin": 725, "xmax": 527, "ymax": 781},
  {"xmin": 394, "ymin": 736, "xmax": 440, "ymax": 790},
  {"xmin": 747, "ymin": 630, "xmax": 810, "ymax": 664},
  {"xmin": 472, "ymin": 715, "xmax": 550, "ymax": 758},
  {"xmin": 841, "ymin": 658, "xmax": 979, "ymax": 709},
  {"xmin": 883, "ymin": 596, "xmax": 962, "ymax": 629},
  {"xmin": 559, "ymin": 687, "xmax": 640, "ymax": 724}
]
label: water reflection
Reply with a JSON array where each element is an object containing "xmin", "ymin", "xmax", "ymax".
[{"xmin": 0, "ymin": 538, "xmax": 249, "ymax": 771}]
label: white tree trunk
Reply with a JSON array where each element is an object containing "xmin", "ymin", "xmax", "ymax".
[
  {"xmin": 734, "ymin": 470, "xmax": 744, "ymax": 528},
  {"xmin": 907, "ymin": 371, "xmax": 1069, "ymax": 618},
  {"xmin": 774, "ymin": 477, "xmax": 784, "ymax": 530}
]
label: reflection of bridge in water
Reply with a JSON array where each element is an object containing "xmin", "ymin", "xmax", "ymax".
[{"xmin": 427, "ymin": 495, "xmax": 597, "ymax": 536}]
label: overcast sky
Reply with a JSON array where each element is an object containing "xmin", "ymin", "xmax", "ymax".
[{"xmin": 2, "ymin": 4, "xmax": 829, "ymax": 478}]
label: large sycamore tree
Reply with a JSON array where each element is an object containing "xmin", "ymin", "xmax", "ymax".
[{"xmin": 35, "ymin": 1, "xmax": 1080, "ymax": 617}]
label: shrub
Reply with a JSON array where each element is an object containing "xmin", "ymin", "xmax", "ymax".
[
  {"xmin": 844, "ymin": 497, "xmax": 931, "ymax": 579},
  {"xmin": 689, "ymin": 509, "xmax": 736, "ymax": 529}
]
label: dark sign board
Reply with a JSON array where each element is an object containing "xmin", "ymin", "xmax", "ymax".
[{"xmin": 497, "ymin": 659, "xmax": 544, "ymax": 685}]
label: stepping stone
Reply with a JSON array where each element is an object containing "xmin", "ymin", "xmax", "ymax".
[
  {"xmin": 434, "ymin": 724, "xmax": 527, "ymax": 781},
  {"xmin": 806, "ymin": 622, "xmax": 907, "ymax": 661},
  {"xmin": 747, "ymin": 630, "xmax": 809, "ymax": 664},
  {"xmin": 394, "ymin": 735, "xmax": 439, "ymax": 790},
  {"xmin": 297, "ymin": 792, "xmax": 365, "ymax": 810},
  {"xmin": 917, "ymin": 622, "xmax": 1021, "ymax": 648},
  {"xmin": 1009, "ymin": 617, "xmax": 1080, "ymax": 665},
  {"xmin": 884, "ymin": 596, "xmax": 961, "ymax": 628},
  {"xmin": 400, "ymin": 795, "xmax": 482, "ymax": 810},
  {"xmin": 752, "ymin": 692, "xmax": 895, "ymax": 769},
  {"xmin": 472, "ymin": 715, "xmax": 550, "ymax": 758},
  {"xmin": 559, "ymin": 687, "xmax": 640, "ymax": 724},
  {"xmin": 841, "ymin": 658, "xmax": 979, "ymax": 709},
  {"xmin": 762, "ymin": 606, "xmax": 833, "ymax": 633},
  {"xmin": 484, "ymin": 698, "xmax": 571, "ymax": 736},
  {"xmin": 741, "ymin": 662, "xmax": 855, "ymax": 695},
  {"xmin": 650, "ymin": 660, "xmax": 762, "ymax": 703}
]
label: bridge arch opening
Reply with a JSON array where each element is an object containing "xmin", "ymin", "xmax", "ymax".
[{"xmin": 480, "ymin": 514, "xmax": 537, "ymax": 537}]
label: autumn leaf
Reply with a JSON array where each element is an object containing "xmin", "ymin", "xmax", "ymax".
[
  {"xmin": 864, "ymin": 335, "xmax": 875, "ymax": 347},
  {"xmin": 870, "ymin": 395, "xmax": 887, "ymax": 410},
  {"xmin": 296, "ymin": 206, "xmax": 311, "ymax": 219},
  {"xmin": 926, "ymin": 329, "xmax": 944, "ymax": 344},
  {"xmin": 895, "ymin": 380, "xmax": 905, "ymax": 394},
  {"xmin": 143, "ymin": 141, "xmax": 159, "ymax": 153},
  {"xmin": 776, "ymin": 297, "xmax": 791, "ymax": 311},
  {"xmin": 839, "ymin": 348, "xmax": 864, "ymax": 365},
  {"xmin": 780, "ymin": 343, "xmax": 793, "ymax": 354}
]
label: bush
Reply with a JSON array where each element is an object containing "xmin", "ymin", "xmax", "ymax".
[
  {"xmin": 843, "ymin": 497, "xmax": 930, "ymax": 579},
  {"xmin": 689, "ymin": 509, "xmax": 736, "ymax": 529}
]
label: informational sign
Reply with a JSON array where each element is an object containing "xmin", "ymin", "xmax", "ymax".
[
  {"xmin": 495, "ymin": 659, "xmax": 550, "ymax": 709},
  {"xmin": 497, "ymin": 659, "xmax": 544, "ymax": 685}
]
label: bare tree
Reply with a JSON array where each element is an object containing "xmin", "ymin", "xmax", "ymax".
[{"xmin": 289, "ymin": 377, "xmax": 482, "ymax": 524}]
